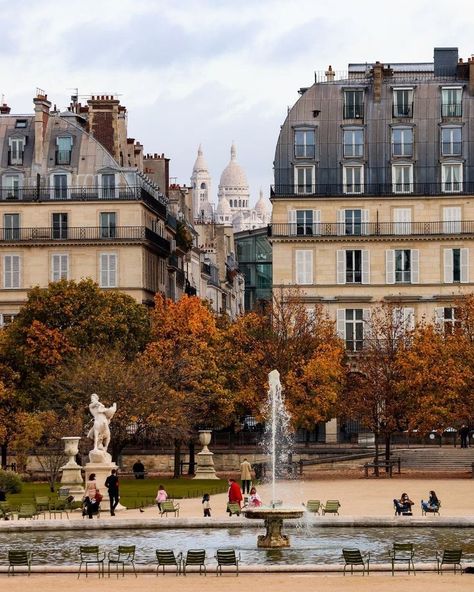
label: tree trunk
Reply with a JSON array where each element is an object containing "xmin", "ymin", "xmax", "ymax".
[
  {"xmin": 188, "ymin": 441, "xmax": 195, "ymax": 476},
  {"xmin": 384, "ymin": 434, "xmax": 391, "ymax": 473},
  {"xmin": 1, "ymin": 443, "xmax": 7, "ymax": 470},
  {"xmin": 373, "ymin": 432, "xmax": 380, "ymax": 477},
  {"xmin": 173, "ymin": 439, "xmax": 181, "ymax": 479}
]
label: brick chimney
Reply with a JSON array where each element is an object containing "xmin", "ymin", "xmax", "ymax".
[
  {"xmin": 87, "ymin": 95, "xmax": 121, "ymax": 161},
  {"xmin": 469, "ymin": 56, "xmax": 474, "ymax": 96},
  {"xmin": 372, "ymin": 61, "xmax": 383, "ymax": 103},
  {"xmin": 325, "ymin": 65, "xmax": 335, "ymax": 82},
  {"xmin": 33, "ymin": 90, "xmax": 51, "ymax": 166},
  {"xmin": 0, "ymin": 102, "xmax": 11, "ymax": 114}
]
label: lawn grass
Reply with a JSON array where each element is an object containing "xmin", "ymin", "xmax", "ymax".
[{"xmin": 6, "ymin": 478, "xmax": 228, "ymax": 509}]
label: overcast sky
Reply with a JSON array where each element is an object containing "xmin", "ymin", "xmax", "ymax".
[{"xmin": 1, "ymin": 0, "xmax": 474, "ymax": 204}]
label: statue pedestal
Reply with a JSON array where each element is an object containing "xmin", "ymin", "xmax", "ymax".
[
  {"xmin": 84, "ymin": 461, "xmax": 127, "ymax": 511},
  {"xmin": 193, "ymin": 429, "xmax": 219, "ymax": 480},
  {"xmin": 60, "ymin": 437, "xmax": 84, "ymax": 501}
]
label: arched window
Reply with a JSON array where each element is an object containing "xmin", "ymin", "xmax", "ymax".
[{"xmin": 200, "ymin": 182, "xmax": 206, "ymax": 189}]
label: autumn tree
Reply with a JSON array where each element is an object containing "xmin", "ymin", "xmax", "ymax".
[
  {"xmin": 341, "ymin": 303, "xmax": 415, "ymax": 470},
  {"xmin": 144, "ymin": 294, "xmax": 233, "ymax": 476},
  {"xmin": 0, "ymin": 279, "xmax": 150, "ymax": 406}
]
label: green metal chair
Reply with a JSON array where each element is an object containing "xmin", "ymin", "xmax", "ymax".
[
  {"xmin": 305, "ymin": 500, "xmax": 321, "ymax": 515},
  {"xmin": 322, "ymin": 500, "xmax": 341, "ymax": 515},
  {"xmin": 155, "ymin": 549, "xmax": 182, "ymax": 575},
  {"xmin": 226, "ymin": 502, "xmax": 241, "ymax": 516},
  {"xmin": 422, "ymin": 500, "xmax": 441, "ymax": 516},
  {"xmin": 17, "ymin": 503, "xmax": 39, "ymax": 520},
  {"xmin": 78, "ymin": 545, "xmax": 105, "ymax": 578},
  {"xmin": 107, "ymin": 545, "xmax": 137, "ymax": 578},
  {"xmin": 389, "ymin": 542, "xmax": 415, "ymax": 575},
  {"xmin": 34, "ymin": 495, "xmax": 50, "ymax": 518},
  {"xmin": 182, "ymin": 549, "xmax": 206, "ymax": 576},
  {"xmin": 159, "ymin": 500, "xmax": 180, "ymax": 517},
  {"xmin": 8, "ymin": 550, "xmax": 32, "ymax": 576},
  {"xmin": 0, "ymin": 501, "xmax": 13, "ymax": 520},
  {"xmin": 436, "ymin": 549, "xmax": 463, "ymax": 574},
  {"xmin": 215, "ymin": 548, "xmax": 240, "ymax": 576},
  {"xmin": 342, "ymin": 548, "xmax": 370, "ymax": 575}
]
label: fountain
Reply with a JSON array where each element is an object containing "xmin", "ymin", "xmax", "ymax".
[{"xmin": 244, "ymin": 369, "xmax": 304, "ymax": 548}]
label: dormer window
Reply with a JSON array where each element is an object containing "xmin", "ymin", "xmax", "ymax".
[
  {"xmin": 15, "ymin": 119, "xmax": 27, "ymax": 129},
  {"xmin": 56, "ymin": 136, "xmax": 73, "ymax": 165},
  {"xmin": 8, "ymin": 137, "xmax": 25, "ymax": 165}
]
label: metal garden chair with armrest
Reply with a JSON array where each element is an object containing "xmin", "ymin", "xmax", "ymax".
[
  {"xmin": 389, "ymin": 542, "xmax": 415, "ymax": 575},
  {"xmin": 436, "ymin": 549, "xmax": 463, "ymax": 574},
  {"xmin": 342, "ymin": 548, "xmax": 370, "ymax": 575},
  {"xmin": 155, "ymin": 549, "xmax": 182, "ymax": 575},
  {"xmin": 107, "ymin": 545, "xmax": 137, "ymax": 577},
  {"xmin": 182, "ymin": 549, "xmax": 206, "ymax": 575},
  {"xmin": 215, "ymin": 548, "xmax": 240, "ymax": 576},
  {"xmin": 8, "ymin": 550, "xmax": 32, "ymax": 576},
  {"xmin": 78, "ymin": 545, "xmax": 105, "ymax": 578}
]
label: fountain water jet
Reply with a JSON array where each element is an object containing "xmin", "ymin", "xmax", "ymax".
[{"xmin": 244, "ymin": 369, "xmax": 303, "ymax": 548}]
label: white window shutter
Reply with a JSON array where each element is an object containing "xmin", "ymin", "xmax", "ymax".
[
  {"xmin": 461, "ymin": 248, "xmax": 469, "ymax": 283},
  {"xmin": 100, "ymin": 254, "xmax": 108, "ymax": 287},
  {"xmin": 444, "ymin": 248, "xmax": 453, "ymax": 283},
  {"xmin": 12, "ymin": 255, "xmax": 20, "ymax": 288},
  {"xmin": 361, "ymin": 209, "xmax": 369, "ymax": 235},
  {"xmin": 296, "ymin": 250, "xmax": 312, "ymax": 285},
  {"xmin": 336, "ymin": 250, "xmax": 346, "ymax": 284},
  {"xmin": 312, "ymin": 210, "xmax": 321, "ymax": 235},
  {"xmin": 434, "ymin": 307, "xmax": 444, "ymax": 330},
  {"xmin": 403, "ymin": 307, "xmax": 415, "ymax": 331},
  {"xmin": 288, "ymin": 209, "xmax": 296, "ymax": 235},
  {"xmin": 411, "ymin": 249, "xmax": 419, "ymax": 283},
  {"xmin": 109, "ymin": 254, "xmax": 117, "ymax": 287},
  {"xmin": 386, "ymin": 249, "xmax": 395, "ymax": 284},
  {"xmin": 336, "ymin": 309, "xmax": 346, "ymax": 339},
  {"xmin": 337, "ymin": 210, "xmax": 345, "ymax": 235},
  {"xmin": 362, "ymin": 249, "xmax": 370, "ymax": 284},
  {"xmin": 362, "ymin": 308, "xmax": 371, "ymax": 342},
  {"xmin": 61, "ymin": 254, "xmax": 68, "ymax": 279},
  {"xmin": 52, "ymin": 255, "xmax": 59, "ymax": 281},
  {"xmin": 443, "ymin": 206, "xmax": 461, "ymax": 233}
]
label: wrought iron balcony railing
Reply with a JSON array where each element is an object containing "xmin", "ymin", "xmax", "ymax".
[
  {"xmin": 269, "ymin": 220, "xmax": 474, "ymax": 238},
  {"xmin": 0, "ymin": 185, "xmax": 168, "ymax": 218},
  {"xmin": 270, "ymin": 181, "xmax": 474, "ymax": 198},
  {"xmin": 0, "ymin": 225, "xmax": 170, "ymax": 254}
]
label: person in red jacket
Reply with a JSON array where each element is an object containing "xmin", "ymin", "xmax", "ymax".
[{"xmin": 227, "ymin": 478, "xmax": 243, "ymax": 514}]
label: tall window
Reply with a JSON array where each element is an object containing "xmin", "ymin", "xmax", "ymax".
[
  {"xmin": 343, "ymin": 129, "xmax": 364, "ymax": 157},
  {"xmin": 393, "ymin": 208, "xmax": 412, "ymax": 235},
  {"xmin": 52, "ymin": 213, "xmax": 68, "ymax": 239},
  {"xmin": 392, "ymin": 164, "xmax": 413, "ymax": 194},
  {"xmin": 3, "ymin": 214, "xmax": 20, "ymax": 240},
  {"xmin": 56, "ymin": 136, "xmax": 73, "ymax": 165},
  {"xmin": 337, "ymin": 249, "xmax": 369, "ymax": 284},
  {"xmin": 294, "ymin": 166, "xmax": 314, "ymax": 194},
  {"xmin": 296, "ymin": 210, "xmax": 314, "ymax": 236},
  {"xmin": 294, "ymin": 129, "xmax": 315, "ymax": 158},
  {"xmin": 295, "ymin": 250, "xmax": 313, "ymax": 285},
  {"xmin": 343, "ymin": 90, "xmax": 364, "ymax": 119},
  {"xmin": 51, "ymin": 254, "xmax": 69, "ymax": 281},
  {"xmin": 100, "ymin": 212, "xmax": 117, "ymax": 238},
  {"xmin": 343, "ymin": 309, "xmax": 364, "ymax": 352},
  {"xmin": 100, "ymin": 253, "xmax": 117, "ymax": 287},
  {"xmin": 443, "ymin": 307, "xmax": 460, "ymax": 334},
  {"xmin": 442, "ymin": 206, "xmax": 461, "ymax": 233},
  {"xmin": 343, "ymin": 165, "xmax": 363, "ymax": 194},
  {"xmin": 441, "ymin": 163, "xmax": 463, "ymax": 193},
  {"xmin": 441, "ymin": 87, "xmax": 462, "ymax": 117},
  {"xmin": 3, "ymin": 174, "xmax": 20, "ymax": 199},
  {"xmin": 101, "ymin": 174, "xmax": 116, "ymax": 198},
  {"xmin": 441, "ymin": 127, "xmax": 462, "ymax": 156},
  {"xmin": 53, "ymin": 174, "xmax": 68, "ymax": 199},
  {"xmin": 345, "ymin": 209, "xmax": 361, "ymax": 235},
  {"xmin": 444, "ymin": 248, "xmax": 468, "ymax": 283},
  {"xmin": 3, "ymin": 255, "xmax": 20, "ymax": 288},
  {"xmin": 392, "ymin": 128, "xmax": 413, "ymax": 157},
  {"xmin": 393, "ymin": 88, "xmax": 413, "ymax": 117},
  {"xmin": 8, "ymin": 137, "xmax": 25, "ymax": 165},
  {"xmin": 395, "ymin": 250, "xmax": 412, "ymax": 283}
]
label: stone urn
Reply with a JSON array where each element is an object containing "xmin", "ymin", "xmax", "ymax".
[
  {"xmin": 60, "ymin": 437, "xmax": 84, "ymax": 500},
  {"xmin": 193, "ymin": 429, "xmax": 219, "ymax": 480}
]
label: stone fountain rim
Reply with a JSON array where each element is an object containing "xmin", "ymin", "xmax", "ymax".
[{"xmin": 244, "ymin": 507, "xmax": 305, "ymax": 520}]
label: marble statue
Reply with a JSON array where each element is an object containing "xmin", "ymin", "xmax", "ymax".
[{"xmin": 87, "ymin": 393, "xmax": 116, "ymax": 461}]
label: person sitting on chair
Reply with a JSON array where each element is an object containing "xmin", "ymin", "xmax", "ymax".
[
  {"xmin": 421, "ymin": 490, "xmax": 440, "ymax": 513},
  {"xmin": 393, "ymin": 492, "xmax": 414, "ymax": 515},
  {"xmin": 132, "ymin": 459, "xmax": 145, "ymax": 479}
]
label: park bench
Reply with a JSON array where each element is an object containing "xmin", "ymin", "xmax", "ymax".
[{"xmin": 363, "ymin": 458, "xmax": 401, "ymax": 478}]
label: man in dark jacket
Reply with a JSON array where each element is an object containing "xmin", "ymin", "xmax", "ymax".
[{"xmin": 105, "ymin": 469, "xmax": 119, "ymax": 516}]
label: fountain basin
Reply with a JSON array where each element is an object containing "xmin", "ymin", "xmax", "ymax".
[{"xmin": 244, "ymin": 507, "xmax": 304, "ymax": 548}]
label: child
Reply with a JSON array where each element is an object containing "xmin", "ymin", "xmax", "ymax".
[
  {"xmin": 248, "ymin": 486, "xmax": 262, "ymax": 508},
  {"xmin": 156, "ymin": 485, "xmax": 168, "ymax": 511},
  {"xmin": 202, "ymin": 493, "xmax": 211, "ymax": 517}
]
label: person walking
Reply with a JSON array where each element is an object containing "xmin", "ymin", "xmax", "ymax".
[
  {"xmin": 155, "ymin": 485, "xmax": 168, "ymax": 512},
  {"xmin": 83, "ymin": 473, "xmax": 101, "ymax": 519},
  {"xmin": 459, "ymin": 425, "xmax": 470, "ymax": 448},
  {"xmin": 240, "ymin": 458, "xmax": 252, "ymax": 494},
  {"xmin": 202, "ymin": 493, "xmax": 211, "ymax": 517},
  {"xmin": 227, "ymin": 478, "xmax": 243, "ymax": 514},
  {"xmin": 105, "ymin": 469, "xmax": 119, "ymax": 516}
]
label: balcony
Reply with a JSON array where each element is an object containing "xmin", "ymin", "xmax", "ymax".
[
  {"xmin": 270, "ymin": 180, "xmax": 474, "ymax": 198},
  {"xmin": 0, "ymin": 185, "xmax": 168, "ymax": 218},
  {"xmin": 269, "ymin": 220, "xmax": 474, "ymax": 239},
  {"xmin": 0, "ymin": 225, "xmax": 170, "ymax": 255}
]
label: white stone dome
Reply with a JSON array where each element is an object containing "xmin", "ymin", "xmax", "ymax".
[
  {"xmin": 255, "ymin": 189, "xmax": 270, "ymax": 216},
  {"xmin": 217, "ymin": 196, "xmax": 232, "ymax": 215},
  {"xmin": 193, "ymin": 144, "xmax": 209, "ymax": 173},
  {"xmin": 219, "ymin": 143, "xmax": 248, "ymax": 188}
]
